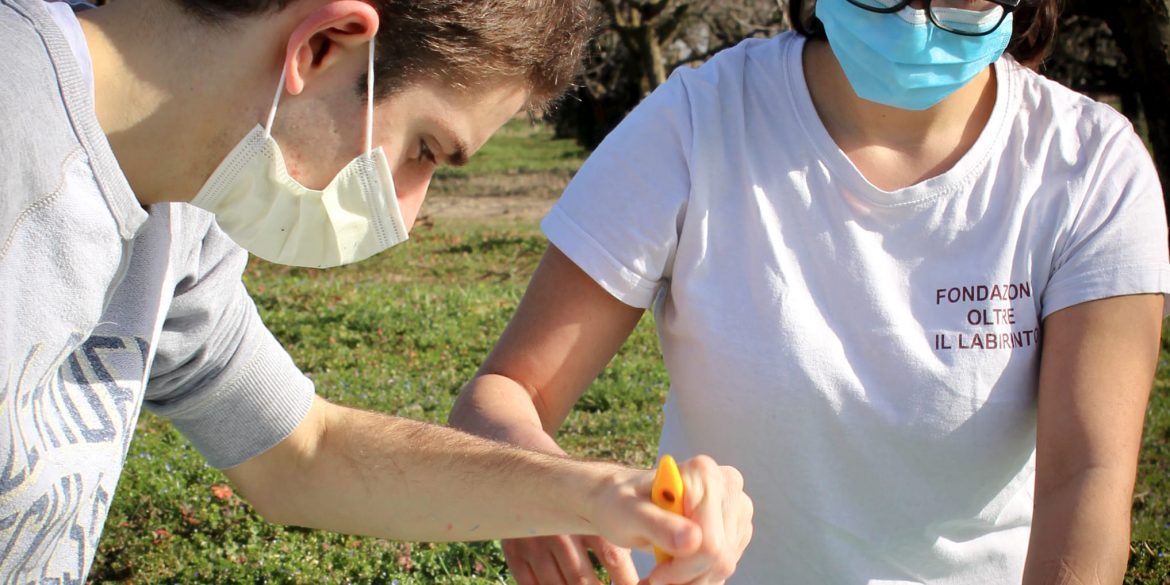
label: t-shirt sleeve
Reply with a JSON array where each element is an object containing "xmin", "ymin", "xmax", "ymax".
[
  {"xmin": 542, "ymin": 72, "xmax": 694, "ymax": 309},
  {"xmin": 144, "ymin": 217, "xmax": 315, "ymax": 469},
  {"xmin": 1042, "ymin": 121, "xmax": 1170, "ymax": 318}
]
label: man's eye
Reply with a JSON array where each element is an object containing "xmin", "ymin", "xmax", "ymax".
[{"xmin": 419, "ymin": 139, "xmax": 437, "ymax": 164}]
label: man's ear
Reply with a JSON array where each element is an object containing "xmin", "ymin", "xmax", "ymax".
[{"xmin": 283, "ymin": 1, "xmax": 379, "ymax": 95}]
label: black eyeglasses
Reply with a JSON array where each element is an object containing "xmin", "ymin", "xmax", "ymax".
[{"xmin": 843, "ymin": 0, "xmax": 1019, "ymax": 36}]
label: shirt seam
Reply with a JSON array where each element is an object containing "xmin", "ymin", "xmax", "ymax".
[
  {"xmin": 0, "ymin": 147, "xmax": 85, "ymax": 263},
  {"xmin": 14, "ymin": 0, "xmax": 145, "ymax": 239},
  {"xmin": 544, "ymin": 207, "xmax": 661, "ymax": 301}
]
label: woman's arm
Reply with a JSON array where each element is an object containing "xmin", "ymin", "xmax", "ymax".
[
  {"xmin": 450, "ymin": 244, "xmax": 645, "ymax": 448},
  {"xmin": 1023, "ymin": 293, "xmax": 1164, "ymax": 584},
  {"xmin": 448, "ymin": 245, "xmax": 650, "ymax": 584},
  {"xmin": 449, "ymin": 245, "xmax": 754, "ymax": 585}
]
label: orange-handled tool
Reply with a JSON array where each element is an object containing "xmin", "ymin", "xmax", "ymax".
[{"xmin": 651, "ymin": 454, "xmax": 685, "ymax": 564}]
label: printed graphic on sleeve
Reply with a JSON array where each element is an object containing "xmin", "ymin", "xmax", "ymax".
[
  {"xmin": 933, "ymin": 282, "xmax": 1041, "ymax": 350},
  {"xmin": 1, "ymin": 335, "xmax": 149, "ymax": 583}
]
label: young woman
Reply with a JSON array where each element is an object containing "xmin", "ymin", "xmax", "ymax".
[{"xmin": 450, "ymin": 0, "xmax": 1170, "ymax": 583}]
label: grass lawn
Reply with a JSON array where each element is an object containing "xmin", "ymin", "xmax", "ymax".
[{"xmin": 88, "ymin": 120, "xmax": 1170, "ymax": 583}]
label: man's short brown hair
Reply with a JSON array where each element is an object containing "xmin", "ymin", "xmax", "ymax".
[{"xmin": 175, "ymin": 0, "xmax": 597, "ymax": 108}]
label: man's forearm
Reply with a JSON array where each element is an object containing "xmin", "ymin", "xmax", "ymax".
[
  {"xmin": 227, "ymin": 396, "xmax": 617, "ymax": 542},
  {"xmin": 1022, "ymin": 467, "xmax": 1136, "ymax": 585}
]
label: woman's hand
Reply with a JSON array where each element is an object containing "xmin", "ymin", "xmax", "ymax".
[{"xmin": 501, "ymin": 534, "xmax": 639, "ymax": 585}]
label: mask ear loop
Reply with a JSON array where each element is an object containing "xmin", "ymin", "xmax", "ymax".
[
  {"xmin": 264, "ymin": 62, "xmax": 287, "ymax": 138},
  {"xmin": 262, "ymin": 37, "xmax": 375, "ymax": 148},
  {"xmin": 364, "ymin": 36, "xmax": 375, "ymax": 155}
]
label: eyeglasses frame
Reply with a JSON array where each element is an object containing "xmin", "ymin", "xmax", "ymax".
[{"xmin": 841, "ymin": 0, "xmax": 1021, "ymax": 36}]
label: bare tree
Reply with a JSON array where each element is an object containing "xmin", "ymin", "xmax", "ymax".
[
  {"xmin": 600, "ymin": 0, "xmax": 688, "ymax": 93},
  {"xmin": 1059, "ymin": 1, "xmax": 1170, "ymax": 217},
  {"xmin": 553, "ymin": 0, "xmax": 785, "ymax": 148}
]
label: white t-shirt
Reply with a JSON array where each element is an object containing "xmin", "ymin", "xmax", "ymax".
[{"xmin": 542, "ymin": 32, "xmax": 1170, "ymax": 584}]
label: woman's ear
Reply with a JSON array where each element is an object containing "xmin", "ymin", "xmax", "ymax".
[{"xmin": 282, "ymin": 0, "xmax": 379, "ymax": 95}]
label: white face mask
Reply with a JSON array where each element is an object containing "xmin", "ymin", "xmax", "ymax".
[{"xmin": 190, "ymin": 38, "xmax": 408, "ymax": 268}]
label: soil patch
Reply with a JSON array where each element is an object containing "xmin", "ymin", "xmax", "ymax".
[{"xmin": 421, "ymin": 170, "xmax": 572, "ymax": 222}]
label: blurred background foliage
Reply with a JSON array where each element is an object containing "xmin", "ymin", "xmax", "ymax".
[{"xmin": 545, "ymin": 1, "xmax": 1170, "ymax": 213}]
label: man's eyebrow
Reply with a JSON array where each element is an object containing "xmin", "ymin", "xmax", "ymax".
[
  {"xmin": 447, "ymin": 141, "xmax": 470, "ymax": 167},
  {"xmin": 430, "ymin": 118, "xmax": 472, "ymax": 167}
]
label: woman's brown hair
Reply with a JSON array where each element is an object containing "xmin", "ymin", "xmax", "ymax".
[{"xmin": 787, "ymin": 0, "xmax": 1062, "ymax": 68}]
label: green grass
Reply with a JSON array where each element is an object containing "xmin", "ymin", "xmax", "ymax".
[
  {"xmin": 1127, "ymin": 333, "xmax": 1170, "ymax": 583},
  {"xmin": 1133, "ymin": 333, "xmax": 1170, "ymax": 541},
  {"xmin": 88, "ymin": 119, "xmax": 1170, "ymax": 583}
]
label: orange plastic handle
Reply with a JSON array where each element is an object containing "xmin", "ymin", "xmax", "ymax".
[{"xmin": 651, "ymin": 454, "xmax": 685, "ymax": 564}]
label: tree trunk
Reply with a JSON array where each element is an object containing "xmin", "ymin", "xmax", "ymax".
[{"xmin": 638, "ymin": 25, "xmax": 669, "ymax": 91}]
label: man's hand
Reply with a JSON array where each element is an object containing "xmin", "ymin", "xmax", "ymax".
[{"xmin": 634, "ymin": 456, "xmax": 754, "ymax": 585}]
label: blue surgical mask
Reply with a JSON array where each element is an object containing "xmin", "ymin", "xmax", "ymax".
[{"xmin": 815, "ymin": 0, "xmax": 1013, "ymax": 110}]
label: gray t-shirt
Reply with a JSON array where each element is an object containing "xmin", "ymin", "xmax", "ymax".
[{"xmin": 0, "ymin": 1, "xmax": 316, "ymax": 581}]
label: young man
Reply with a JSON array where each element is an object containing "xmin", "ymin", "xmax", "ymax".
[{"xmin": 0, "ymin": 0, "xmax": 753, "ymax": 581}]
